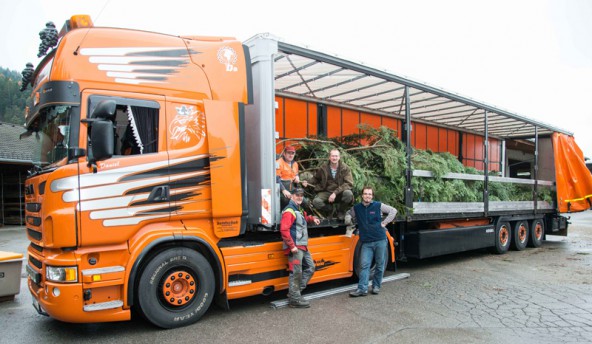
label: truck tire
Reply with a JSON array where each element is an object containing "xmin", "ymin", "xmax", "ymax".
[
  {"xmin": 528, "ymin": 219, "xmax": 544, "ymax": 248},
  {"xmin": 511, "ymin": 220, "xmax": 529, "ymax": 251},
  {"xmin": 136, "ymin": 247, "xmax": 215, "ymax": 329},
  {"xmin": 491, "ymin": 221, "xmax": 511, "ymax": 254}
]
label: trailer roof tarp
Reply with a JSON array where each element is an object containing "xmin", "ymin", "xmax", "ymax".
[{"xmin": 274, "ymin": 41, "xmax": 572, "ymax": 140}]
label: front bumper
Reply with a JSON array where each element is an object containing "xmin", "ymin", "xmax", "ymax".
[{"xmin": 27, "ymin": 277, "xmax": 130, "ymax": 323}]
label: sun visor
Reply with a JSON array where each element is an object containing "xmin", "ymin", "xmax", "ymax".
[{"xmin": 552, "ymin": 132, "xmax": 592, "ymax": 212}]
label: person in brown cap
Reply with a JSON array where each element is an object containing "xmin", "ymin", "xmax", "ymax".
[
  {"xmin": 276, "ymin": 145, "xmax": 300, "ymax": 209},
  {"xmin": 280, "ymin": 187, "xmax": 320, "ymax": 308}
]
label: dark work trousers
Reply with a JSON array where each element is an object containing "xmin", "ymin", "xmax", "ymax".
[{"xmin": 288, "ymin": 248, "xmax": 315, "ymax": 301}]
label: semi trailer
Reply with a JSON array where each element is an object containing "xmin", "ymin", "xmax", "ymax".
[{"xmin": 20, "ymin": 15, "xmax": 592, "ymax": 328}]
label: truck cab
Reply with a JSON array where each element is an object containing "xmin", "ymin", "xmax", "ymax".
[{"xmin": 23, "ymin": 15, "xmax": 256, "ymax": 326}]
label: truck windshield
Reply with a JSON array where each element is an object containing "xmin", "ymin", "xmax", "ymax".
[{"xmin": 34, "ymin": 105, "xmax": 72, "ymax": 168}]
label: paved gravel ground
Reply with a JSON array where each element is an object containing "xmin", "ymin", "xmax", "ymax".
[{"xmin": 1, "ymin": 211, "xmax": 591, "ymax": 344}]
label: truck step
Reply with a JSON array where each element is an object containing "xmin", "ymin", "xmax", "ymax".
[
  {"xmin": 270, "ymin": 273, "xmax": 410, "ymax": 309},
  {"xmin": 83, "ymin": 300, "xmax": 123, "ymax": 312}
]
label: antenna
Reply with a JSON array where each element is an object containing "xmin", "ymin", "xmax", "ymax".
[{"xmin": 73, "ymin": 0, "xmax": 111, "ymax": 56}]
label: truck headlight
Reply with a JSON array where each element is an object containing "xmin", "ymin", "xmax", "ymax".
[{"xmin": 46, "ymin": 265, "xmax": 78, "ymax": 283}]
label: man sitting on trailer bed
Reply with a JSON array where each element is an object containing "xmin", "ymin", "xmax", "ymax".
[{"xmin": 302, "ymin": 148, "xmax": 354, "ymax": 219}]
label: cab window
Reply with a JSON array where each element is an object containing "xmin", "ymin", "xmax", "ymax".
[{"xmin": 88, "ymin": 96, "xmax": 159, "ymax": 156}]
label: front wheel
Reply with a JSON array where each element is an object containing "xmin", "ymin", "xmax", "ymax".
[{"xmin": 136, "ymin": 248, "xmax": 215, "ymax": 329}]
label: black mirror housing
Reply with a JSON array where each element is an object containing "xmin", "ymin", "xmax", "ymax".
[
  {"xmin": 91, "ymin": 100, "xmax": 116, "ymax": 120},
  {"xmin": 89, "ymin": 120, "xmax": 114, "ymax": 162}
]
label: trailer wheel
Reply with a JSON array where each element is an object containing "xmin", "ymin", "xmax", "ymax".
[
  {"xmin": 510, "ymin": 221, "xmax": 529, "ymax": 251},
  {"xmin": 136, "ymin": 248, "xmax": 214, "ymax": 329},
  {"xmin": 528, "ymin": 219, "xmax": 544, "ymax": 248},
  {"xmin": 353, "ymin": 241, "xmax": 390, "ymax": 281},
  {"xmin": 492, "ymin": 221, "xmax": 511, "ymax": 254}
]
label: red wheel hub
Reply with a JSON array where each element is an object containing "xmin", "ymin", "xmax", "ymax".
[
  {"xmin": 499, "ymin": 226, "xmax": 509, "ymax": 246},
  {"xmin": 518, "ymin": 224, "xmax": 527, "ymax": 242},
  {"xmin": 534, "ymin": 223, "xmax": 543, "ymax": 240},
  {"xmin": 162, "ymin": 271, "xmax": 197, "ymax": 306}
]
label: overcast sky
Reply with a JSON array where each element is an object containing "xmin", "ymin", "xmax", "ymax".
[{"xmin": 1, "ymin": 0, "xmax": 590, "ymax": 158}]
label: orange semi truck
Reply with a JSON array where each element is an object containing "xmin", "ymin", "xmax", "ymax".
[{"xmin": 21, "ymin": 16, "xmax": 592, "ymax": 328}]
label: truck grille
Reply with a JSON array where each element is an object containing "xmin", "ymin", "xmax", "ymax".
[
  {"xmin": 26, "ymin": 203, "xmax": 41, "ymax": 212},
  {"xmin": 26, "ymin": 216, "xmax": 41, "ymax": 226},
  {"xmin": 27, "ymin": 228, "xmax": 42, "ymax": 241},
  {"xmin": 30, "ymin": 242, "xmax": 44, "ymax": 253},
  {"xmin": 29, "ymin": 255, "xmax": 42, "ymax": 269}
]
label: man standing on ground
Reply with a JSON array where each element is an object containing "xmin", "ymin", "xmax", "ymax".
[
  {"xmin": 346, "ymin": 186, "xmax": 397, "ymax": 297},
  {"xmin": 280, "ymin": 187, "xmax": 321, "ymax": 308},
  {"xmin": 302, "ymin": 149, "xmax": 354, "ymax": 219}
]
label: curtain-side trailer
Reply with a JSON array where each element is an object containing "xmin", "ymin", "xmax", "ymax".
[
  {"xmin": 245, "ymin": 33, "xmax": 592, "ymax": 260},
  {"xmin": 21, "ymin": 18, "xmax": 592, "ymax": 329}
]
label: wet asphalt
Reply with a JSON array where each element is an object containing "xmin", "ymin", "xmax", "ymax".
[{"xmin": 1, "ymin": 211, "xmax": 591, "ymax": 344}]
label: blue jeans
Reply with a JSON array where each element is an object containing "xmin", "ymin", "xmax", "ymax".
[{"xmin": 357, "ymin": 239, "xmax": 387, "ymax": 292}]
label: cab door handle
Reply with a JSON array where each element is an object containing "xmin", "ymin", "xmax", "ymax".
[{"xmin": 148, "ymin": 186, "xmax": 170, "ymax": 202}]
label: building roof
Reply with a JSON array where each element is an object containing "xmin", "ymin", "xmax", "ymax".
[{"xmin": 0, "ymin": 122, "xmax": 36, "ymax": 164}]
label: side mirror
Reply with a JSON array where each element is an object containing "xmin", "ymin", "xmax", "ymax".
[
  {"xmin": 88, "ymin": 120, "xmax": 114, "ymax": 164},
  {"xmin": 91, "ymin": 100, "xmax": 116, "ymax": 120}
]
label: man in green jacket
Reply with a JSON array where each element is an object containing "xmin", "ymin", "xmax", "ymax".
[{"xmin": 302, "ymin": 149, "xmax": 354, "ymax": 219}]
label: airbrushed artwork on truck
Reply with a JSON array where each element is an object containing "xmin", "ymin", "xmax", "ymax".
[
  {"xmin": 169, "ymin": 105, "xmax": 206, "ymax": 148},
  {"xmin": 80, "ymin": 46, "xmax": 190, "ymax": 85},
  {"xmin": 50, "ymin": 156, "xmax": 210, "ymax": 227}
]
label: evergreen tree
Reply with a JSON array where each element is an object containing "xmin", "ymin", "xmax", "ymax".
[{"xmin": 0, "ymin": 67, "xmax": 29, "ymax": 125}]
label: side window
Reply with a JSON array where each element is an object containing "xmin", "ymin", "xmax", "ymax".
[
  {"xmin": 112, "ymin": 105, "xmax": 159, "ymax": 156},
  {"xmin": 88, "ymin": 96, "xmax": 160, "ymax": 156}
]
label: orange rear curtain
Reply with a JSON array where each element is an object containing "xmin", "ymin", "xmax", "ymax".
[{"xmin": 552, "ymin": 133, "xmax": 592, "ymax": 212}]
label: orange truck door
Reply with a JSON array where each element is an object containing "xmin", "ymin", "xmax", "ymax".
[{"xmin": 74, "ymin": 92, "xmax": 170, "ymax": 246}]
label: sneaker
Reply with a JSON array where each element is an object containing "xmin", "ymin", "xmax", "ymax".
[
  {"xmin": 349, "ymin": 289, "xmax": 368, "ymax": 297},
  {"xmin": 371, "ymin": 287, "xmax": 380, "ymax": 295},
  {"xmin": 288, "ymin": 298, "xmax": 310, "ymax": 308}
]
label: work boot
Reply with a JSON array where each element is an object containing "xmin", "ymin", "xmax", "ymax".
[
  {"xmin": 288, "ymin": 298, "xmax": 310, "ymax": 308},
  {"xmin": 287, "ymin": 287, "xmax": 305, "ymax": 298},
  {"xmin": 349, "ymin": 289, "xmax": 368, "ymax": 297}
]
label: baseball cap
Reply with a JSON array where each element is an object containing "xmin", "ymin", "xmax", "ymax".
[
  {"xmin": 285, "ymin": 145, "xmax": 296, "ymax": 152},
  {"xmin": 292, "ymin": 187, "xmax": 304, "ymax": 195}
]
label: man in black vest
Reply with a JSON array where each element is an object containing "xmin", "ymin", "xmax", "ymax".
[{"xmin": 345, "ymin": 186, "xmax": 397, "ymax": 296}]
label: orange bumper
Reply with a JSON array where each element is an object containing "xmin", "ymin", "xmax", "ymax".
[{"xmin": 28, "ymin": 278, "xmax": 130, "ymax": 323}]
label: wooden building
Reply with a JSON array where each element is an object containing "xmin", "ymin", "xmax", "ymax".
[{"xmin": 0, "ymin": 122, "xmax": 36, "ymax": 225}]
